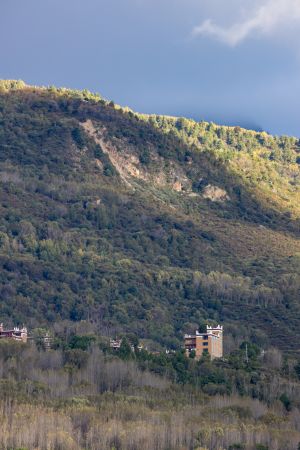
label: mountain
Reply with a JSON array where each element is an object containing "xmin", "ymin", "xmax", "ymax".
[{"xmin": 0, "ymin": 80, "xmax": 300, "ymax": 352}]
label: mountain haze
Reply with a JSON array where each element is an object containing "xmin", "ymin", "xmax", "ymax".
[{"xmin": 0, "ymin": 80, "xmax": 300, "ymax": 352}]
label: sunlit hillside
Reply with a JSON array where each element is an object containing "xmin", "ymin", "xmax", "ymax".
[
  {"xmin": 1, "ymin": 80, "xmax": 300, "ymax": 450},
  {"xmin": 0, "ymin": 80, "xmax": 300, "ymax": 351}
]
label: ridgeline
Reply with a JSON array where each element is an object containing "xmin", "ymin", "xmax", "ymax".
[{"xmin": 0, "ymin": 80, "xmax": 300, "ymax": 352}]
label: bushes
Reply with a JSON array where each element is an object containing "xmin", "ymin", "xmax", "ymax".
[
  {"xmin": 0, "ymin": 83, "xmax": 299, "ymax": 354},
  {"xmin": 0, "ymin": 335, "xmax": 298, "ymax": 449},
  {"xmin": 279, "ymin": 393, "xmax": 292, "ymax": 411},
  {"xmin": 71, "ymin": 127, "xmax": 86, "ymax": 149},
  {"xmin": 68, "ymin": 334, "xmax": 96, "ymax": 351}
]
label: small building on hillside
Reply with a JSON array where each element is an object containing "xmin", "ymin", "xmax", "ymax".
[
  {"xmin": 184, "ymin": 325, "xmax": 223, "ymax": 360},
  {"xmin": 110, "ymin": 338, "xmax": 123, "ymax": 351},
  {"xmin": 0, "ymin": 323, "xmax": 28, "ymax": 343},
  {"xmin": 110, "ymin": 338, "xmax": 143, "ymax": 352},
  {"xmin": 44, "ymin": 333, "xmax": 53, "ymax": 350}
]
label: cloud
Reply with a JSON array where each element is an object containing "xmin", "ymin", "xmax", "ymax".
[{"xmin": 192, "ymin": 0, "xmax": 300, "ymax": 46}]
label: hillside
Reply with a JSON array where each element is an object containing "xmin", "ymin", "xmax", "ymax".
[{"xmin": 0, "ymin": 80, "xmax": 300, "ymax": 352}]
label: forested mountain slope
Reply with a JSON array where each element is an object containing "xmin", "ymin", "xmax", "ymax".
[{"xmin": 0, "ymin": 80, "xmax": 300, "ymax": 351}]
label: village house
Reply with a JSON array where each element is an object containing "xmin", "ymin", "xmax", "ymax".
[
  {"xmin": 42, "ymin": 332, "xmax": 53, "ymax": 350},
  {"xmin": 110, "ymin": 338, "xmax": 143, "ymax": 352},
  {"xmin": 0, "ymin": 323, "xmax": 28, "ymax": 343},
  {"xmin": 184, "ymin": 325, "xmax": 223, "ymax": 360}
]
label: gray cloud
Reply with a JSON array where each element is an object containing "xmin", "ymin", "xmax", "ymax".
[
  {"xmin": 192, "ymin": 0, "xmax": 300, "ymax": 46},
  {"xmin": 1, "ymin": 0, "xmax": 299, "ymax": 136}
]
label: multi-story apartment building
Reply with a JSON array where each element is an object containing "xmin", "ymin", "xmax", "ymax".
[{"xmin": 184, "ymin": 325, "xmax": 223, "ymax": 360}]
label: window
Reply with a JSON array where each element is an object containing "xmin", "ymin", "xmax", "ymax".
[
  {"xmin": 203, "ymin": 335, "xmax": 208, "ymax": 340},
  {"xmin": 203, "ymin": 342, "xmax": 208, "ymax": 346}
]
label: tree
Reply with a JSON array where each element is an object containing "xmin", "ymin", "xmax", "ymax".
[
  {"xmin": 119, "ymin": 338, "xmax": 132, "ymax": 360},
  {"xmin": 279, "ymin": 393, "xmax": 292, "ymax": 411},
  {"xmin": 198, "ymin": 322, "xmax": 207, "ymax": 333},
  {"xmin": 189, "ymin": 349, "xmax": 196, "ymax": 359}
]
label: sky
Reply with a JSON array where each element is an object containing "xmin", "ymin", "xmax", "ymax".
[{"xmin": 1, "ymin": 0, "xmax": 300, "ymax": 136}]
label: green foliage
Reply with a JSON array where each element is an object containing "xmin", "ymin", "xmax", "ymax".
[
  {"xmin": 0, "ymin": 81, "xmax": 299, "ymax": 355},
  {"xmin": 279, "ymin": 393, "xmax": 292, "ymax": 411},
  {"xmin": 0, "ymin": 334, "xmax": 298, "ymax": 449},
  {"xmin": 64, "ymin": 349, "xmax": 89, "ymax": 369},
  {"xmin": 0, "ymin": 80, "xmax": 300, "ymax": 450},
  {"xmin": 240, "ymin": 341, "xmax": 261, "ymax": 360},
  {"xmin": 71, "ymin": 127, "xmax": 86, "ymax": 149},
  {"xmin": 198, "ymin": 322, "xmax": 207, "ymax": 333},
  {"xmin": 295, "ymin": 361, "xmax": 300, "ymax": 380},
  {"xmin": 118, "ymin": 338, "xmax": 133, "ymax": 360},
  {"xmin": 189, "ymin": 349, "xmax": 196, "ymax": 359},
  {"xmin": 68, "ymin": 334, "xmax": 96, "ymax": 351}
]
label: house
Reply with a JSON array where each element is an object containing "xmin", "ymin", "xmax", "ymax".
[
  {"xmin": 110, "ymin": 338, "xmax": 123, "ymax": 350},
  {"xmin": 0, "ymin": 323, "xmax": 28, "ymax": 343},
  {"xmin": 43, "ymin": 332, "xmax": 53, "ymax": 350},
  {"xmin": 184, "ymin": 325, "xmax": 223, "ymax": 360},
  {"xmin": 110, "ymin": 338, "xmax": 143, "ymax": 352}
]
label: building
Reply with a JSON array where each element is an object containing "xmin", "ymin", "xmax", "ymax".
[
  {"xmin": 184, "ymin": 325, "xmax": 223, "ymax": 360},
  {"xmin": 0, "ymin": 323, "xmax": 28, "ymax": 343},
  {"xmin": 110, "ymin": 338, "xmax": 143, "ymax": 352},
  {"xmin": 43, "ymin": 332, "xmax": 53, "ymax": 350},
  {"xmin": 110, "ymin": 338, "xmax": 123, "ymax": 350}
]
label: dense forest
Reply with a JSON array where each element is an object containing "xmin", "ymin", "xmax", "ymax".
[
  {"xmin": 0, "ymin": 80, "xmax": 300, "ymax": 448},
  {"xmin": 0, "ymin": 80, "xmax": 299, "ymax": 351},
  {"xmin": 1, "ymin": 328, "xmax": 300, "ymax": 450}
]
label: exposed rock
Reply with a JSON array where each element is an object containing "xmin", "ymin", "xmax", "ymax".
[
  {"xmin": 95, "ymin": 159, "xmax": 103, "ymax": 171},
  {"xmin": 82, "ymin": 120, "xmax": 138, "ymax": 187},
  {"xmin": 173, "ymin": 180, "xmax": 182, "ymax": 192},
  {"xmin": 82, "ymin": 120, "xmax": 192, "ymax": 193},
  {"xmin": 202, "ymin": 185, "xmax": 230, "ymax": 202}
]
